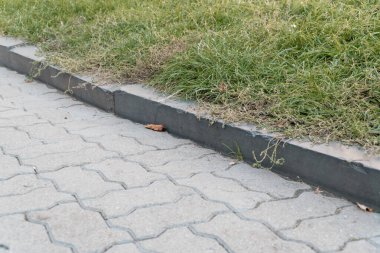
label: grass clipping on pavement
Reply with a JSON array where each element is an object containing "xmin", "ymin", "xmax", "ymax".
[{"xmin": 0, "ymin": 0, "xmax": 379, "ymax": 152}]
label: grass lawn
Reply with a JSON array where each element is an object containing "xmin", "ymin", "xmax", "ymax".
[{"xmin": 0, "ymin": 0, "xmax": 379, "ymax": 152}]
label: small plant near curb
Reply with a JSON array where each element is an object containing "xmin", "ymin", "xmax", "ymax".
[
  {"xmin": 252, "ymin": 138, "xmax": 285, "ymax": 170},
  {"xmin": 223, "ymin": 142, "xmax": 243, "ymax": 161}
]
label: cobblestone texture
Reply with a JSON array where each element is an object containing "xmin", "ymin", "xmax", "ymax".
[{"xmin": 0, "ymin": 66, "xmax": 379, "ymax": 252}]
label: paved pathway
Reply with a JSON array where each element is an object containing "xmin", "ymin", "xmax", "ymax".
[{"xmin": 0, "ymin": 66, "xmax": 379, "ymax": 253}]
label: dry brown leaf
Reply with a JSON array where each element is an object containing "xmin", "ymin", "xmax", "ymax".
[
  {"xmin": 356, "ymin": 202, "xmax": 373, "ymax": 212},
  {"xmin": 145, "ymin": 124, "xmax": 165, "ymax": 132}
]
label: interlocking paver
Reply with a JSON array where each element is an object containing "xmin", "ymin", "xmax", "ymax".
[
  {"xmin": 82, "ymin": 180, "xmax": 193, "ymax": 218},
  {"xmin": 1, "ymin": 66, "xmax": 379, "ymax": 253},
  {"xmin": 0, "ymin": 174, "xmax": 51, "ymax": 196},
  {"xmin": 84, "ymin": 158, "xmax": 165, "ymax": 188},
  {"xmin": 19, "ymin": 123, "xmax": 77, "ymax": 142},
  {"xmin": 0, "ymin": 127, "xmax": 42, "ymax": 150},
  {"xmin": 337, "ymin": 240, "xmax": 380, "ymax": 253},
  {"xmin": 216, "ymin": 163, "xmax": 310, "ymax": 198},
  {"xmin": 194, "ymin": 213, "xmax": 314, "ymax": 253},
  {"xmin": 86, "ymin": 134, "xmax": 156, "ymax": 156},
  {"xmin": 28, "ymin": 203, "xmax": 132, "ymax": 253},
  {"xmin": 0, "ymin": 154, "xmax": 34, "ymax": 179},
  {"xmin": 105, "ymin": 244, "xmax": 141, "ymax": 253},
  {"xmin": 22, "ymin": 147, "xmax": 118, "ymax": 172},
  {"xmin": 177, "ymin": 173, "xmax": 271, "ymax": 210},
  {"xmin": 39, "ymin": 166, "xmax": 123, "ymax": 198},
  {"xmin": 0, "ymin": 187, "xmax": 73, "ymax": 215},
  {"xmin": 8, "ymin": 138, "xmax": 95, "ymax": 159},
  {"xmin": 140, "ymin": 227, "xmax": 227, "ymax": 253},
  {"xmin": 283, "ymin": 206, "xmax": 380, "ymax": 251},
  {"xmin": 150, "ymin": 154, "xmax": 232, "ymax": 178},
  {"xmin": 129, "ymin": 144, "xmax": 215, "ymax": 167},
  {"xmin": 0, "ymin": 214, "xmax": 71, "ymax": 253},
  {"xmin": 0, "ymin": 115, "xmax": 48, "ymax": 127},
  {"xmin": 120, "ymin": 128, "xmax": 192, "ymax": 149},
  {"xmin": 109, "ymin": 195, "xmax": 228, "ymax": 238},
  {"xmin": 243, "ymin": 191, "xmax": 350, "ymax": 230}
]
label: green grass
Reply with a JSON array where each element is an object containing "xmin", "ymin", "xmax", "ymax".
[{"xmin": 0, "ymin": 0, "xmax": 379, "ymax": 151}]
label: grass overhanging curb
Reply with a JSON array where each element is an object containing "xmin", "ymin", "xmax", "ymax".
[{"xmin": 0, "ymin": 0, "xmax": 379, "ymax": 152}]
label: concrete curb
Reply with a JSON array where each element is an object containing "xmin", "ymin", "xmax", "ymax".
[{"xmin": 1, "ymin": 37, "xmax": 379, "ymax": 210}]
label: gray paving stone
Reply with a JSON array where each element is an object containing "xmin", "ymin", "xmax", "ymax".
[
  {"xmin": 0, "ymin": 109, "xmax": 35, "ymax": 118},
  {"xmin": 0, "ymin": 174, "xmax": 51, "ymax": 196},
  {"xmin": 82, "ymin": 180, "xmax": 193, "ymax": 218},
  {"xmin": 22, "ymin": 147, "xmax": 118, "ymax": 172},
  {"xmin": 0, "ymin": 127, "xmax": 42, "ymax": 150},
  {"xmin": 120, "ymin": 128, "xmax": 192, "ymax": 149},
  {"xmin": 105, "ymin": 244, "xmax": 141, "ymax": 253},
  {"xmin": 177, "ymin": 173, "xmax": 271, "ymax": 210},
  {"xmin": 0, "ymin": 115, "xmax": 48, "ymax": 127},
  {"xmin": 0, "ymin": 214, "xmax": 71, "ymax": 253},
  {"xmin": 283, "ymin": 206, "xmax": 380, "ymax": 251},
  {"xmin": 58, "ymin": 117, "xmax": 127, "ymax": 131},
  {"xmin": 129, "ymin": 145, "xmax": 215, "ymax": 167},
  {"xmin": 109, "ymin": 195, "xmax": 228, "ymax": 238},
  {"xmin": 337, "ymin": 240, "xmax": 380, "ymax": 253},
  {"xmin": 140, "ymin": 227, "xmax": 227, "ymax": 253},
  {"xmin": 371, "ymin": 236, "xmax": 380, "ymax": 247},
  {"xmin": 36, "ymin": 106, "xmax": 112, "ymax": 124},
  {"xmin": 9, "ymin": 138, "xmax": 95, "ymax": 159},
  {"xmin": 243, "ymin": 191, "xmax": 350, "ymax": 230},
  {"xmin": 150, "ymin": 154, "xmax": 232, "ymax": 178},
  {"xmin": 68, "ymin": 124, "xmax": 129, "ymax": 138},
  {"xmin": 40, "ymin": 166, "xmax": 123, "ymax": 198},
  {"xmin": 19, "ymin": 123, "xmax": 77, "ymax": 142},
  {"xmin": 86, "ymin": 134, "xmax": 156, "ymax": 156},
  {"xmin": 0, "ymin": 85, "xmax": 23, "ymax": 99},
  {"xmin": 0, "ymin": 187, "xmax": 74, "ymax": 215},
  {"xmin": 28, "ymin": 203, "xmax": 131, "ymax": 253},
  {"xmin": 216, "ymin": 163, "xmax": 310, "ymax": 198},
  {"xmin": 194, "ymin": 213, "xmax": 314, "ymax": 253},
  {"xmin": 84, "ymin": 158, "xmax": 165, "ymax": 188},
  {"xmin": 0, "ymin": 154, "xmax": 34, "ymax": 179}
]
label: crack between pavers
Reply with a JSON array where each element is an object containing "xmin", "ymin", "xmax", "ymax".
[
  {"xmin": 0, "ymin": 186, "xmax": 51, "ymax": 198},
  {"xmin": 129, "ymin": 150, "xmax": 218, "ymax": 169},
  {"xmin": 56, "ymin": 103, "xmax": 85, "ymax": 109},
  {"xmin": 22, "ymin": 154, "xmax": 122, "ymax": 174},
  {"xmin": 81, "ymin": 165, "xmax": 168, "ymax": 191},
  {"xmin": 104, "ymin": 194, "xmax": 195, "ymax": 220},
  {"xmin": 0, "ymin": 199, "xmax": 76, "ymax": 218},
  {"xmin": 17, "ymin": 145, "xmax": 101, "ymax": 161},
  {"xmin": 25, "ymin": 212, "xmax": 78, "ymax": 253},
  {"xmin": 234, "ymin": 212, "xmax": 321, "ymax": 253},
  {"xmin": 188, "ymin": 226, "xmax": 235, "ymax": 253},
  {"xmin": 25, "ymin": 173, "xmax": 137, "ymax": 243},
  {"xmin": 324, "ymin": 234, "xmax": 380, "ymax": 253},
  {"xmin": 36, "ymin": 172, "xmax": 124, "ymax": 203},
  {"xmin": 168, "ymin": 175, "xmax": 320, "ymax": 252},
  {"xmin": 278, "ymin": 205, "xmax": 353, "ymax": 232},
  {"xmin": 210, "ymin": 171, "xmax": 275, "ymax": 198},
  {"xmin": 119, "ymin": 209, "xmax": 232, "ymax": 242}
]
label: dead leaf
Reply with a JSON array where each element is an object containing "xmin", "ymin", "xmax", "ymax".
[
  {"xmin": 145, "ymin": 124, "xmax": 165, "ymax": 132},
  {"xmin": 356, "ymin": 202, "xmax": 373, "ymax": 212}
]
